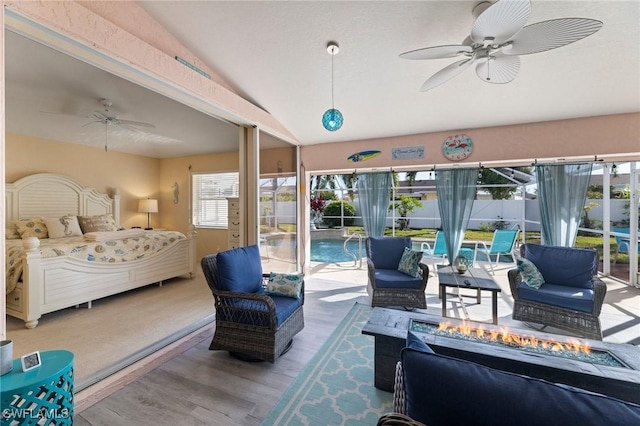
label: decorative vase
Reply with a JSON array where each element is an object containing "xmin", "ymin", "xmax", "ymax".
[
  {"xmin": 454, "ymin": 256, "xmax": 470, "ymax": 274},
  {"xmin": 0, "ymin": 340, "xmax": 13, "ymax": 375}
]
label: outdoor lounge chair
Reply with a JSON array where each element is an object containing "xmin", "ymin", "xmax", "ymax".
[
  {"xmin": 201, "ymin": 245, "xmax": 304, "ymax": 362},
  {"xmin": 613, "ymin": 227, "xmax": 640, "ymax": 264},
  {"xmin": 508, "ymin": 243, "xmax": 606, "ymax": 340},
  {"xmin": 475, "ymin": 229, "xmax": 519, "ymax": 274},
  {"xmin": 366, "ymin": 236, "xmax": 430, "ymax": 309},
  {"xmin": 421, "ymin": 231, "xmax": 473, "ymax": 273}
]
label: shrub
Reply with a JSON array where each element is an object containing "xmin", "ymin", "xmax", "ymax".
[{"xmin": 323, "ymin": 201, "xmax": 356, "ymax": 227}]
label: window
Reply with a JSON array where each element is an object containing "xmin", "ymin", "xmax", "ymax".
[{"xmin": 192, "ymin": 172, "xmax": 239, "ymax": 228}]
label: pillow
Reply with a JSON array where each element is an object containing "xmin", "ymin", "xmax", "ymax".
[
  {"xmin": 77, "ymin": 214, "xmax": 119, "ymax": 233},
  {"xmin": 517, "ymin": 258, "xmax": 545, "ymax": 289},
  {"xmin": 5, "ymin": 223, "xmax": 21, "ymax": 240},
  {"xmin": 13, "ymin": 219, "xmax": 48, "ymax": 239},
  {"xmin": 265, "ymin": 272, "xmax": 303, "ymax": 299},
  {"xmin": 43, "ymin": 216, "xmax": 83, "ymax": 238},
  {"xmin": 397, "ymin": 247, "xmax": 423, "ymax": 278},
  {"xmin": 406, "ymin": 331, "xmax": 434, "ymax": 353}
]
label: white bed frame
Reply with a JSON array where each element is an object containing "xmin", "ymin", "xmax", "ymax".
[{"xmin": 5, "ymin": 173, "xmax": 196, "ymax": 328}]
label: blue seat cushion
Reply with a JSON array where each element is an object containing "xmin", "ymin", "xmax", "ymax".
[
  {"xmin": 401, "ymin": 334, "xmax": 640, "ymax": 426},
  {"xmin": 216, "ymin": 245, "xmax": 263, "ymax": 293},
  {"xmin": 218, "ymin": 294, "xmax": 302, "ymax": 328},
  {"xmin": 368, "ymin": 237, "xmax": 411, "ymax": 270},
  {"xmin": 523, "ymin": 244, "xmax": 597, "ymax": 289},
  {"xmin": 517, "ymin": 282, "xmax": 595, "ymax": 313},
  {"xmin": 374, "ymin": 269, "xmax": 423, "ymax": 289}
]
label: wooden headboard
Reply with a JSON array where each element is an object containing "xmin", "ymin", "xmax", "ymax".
[{"xmin": 5, "ymin": 173, "xmax": 120, "ymax": 225}]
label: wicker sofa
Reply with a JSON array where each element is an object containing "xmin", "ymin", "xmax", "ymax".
[
  {"xmin": 508, "ymin": 243, "xmax": 607, "ymax": 340},
  {"xmin": 378, "ymin": 332, "xmax": 640, "ymax": 426},
  {"xmin": 365, "ymin": 237, "xmax": 430, "ymax": 309},
  {"xmin": 201, "ymin": 245, "xmax": 304, "ymax": 363}
]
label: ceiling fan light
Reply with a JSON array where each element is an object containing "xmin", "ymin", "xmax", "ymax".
[{"xmin": 322, "ymin": 108, "xmax": 343, "ymax": 131}]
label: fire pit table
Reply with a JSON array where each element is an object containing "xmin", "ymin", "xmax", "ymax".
[{"xmin": 361, "ymin": 307, "xmax": 640, "ymax": 404}]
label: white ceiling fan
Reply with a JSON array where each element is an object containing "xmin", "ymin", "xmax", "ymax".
[
  {"xmin": 400, "ymin": 0, "xmax": 603, "ymax": 91},
  {"xmin": 79, "ymin": 98, "xmax": 155, "ymax": 151}
]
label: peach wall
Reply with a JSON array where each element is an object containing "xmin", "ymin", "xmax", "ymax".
[
  {"xmin": 261, "ymin": 146, "xmax": 297, "ymax": 175},
  {"xmin": 160, "ymin": 151, "xmax": 239, "ymax": 260},
  {"xmin": 300, "ymin": 113, "xmax": 640, "ymax": 172},
  {"xmin": 6, "ymin": 133, "xmax": 161, "ymax": 228}
]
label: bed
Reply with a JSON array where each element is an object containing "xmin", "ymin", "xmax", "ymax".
[{"xmin": 5, "ymin": 173, "xmax": 196, "ymax": 328}]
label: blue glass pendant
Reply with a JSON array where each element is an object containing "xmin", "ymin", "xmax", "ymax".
[{"xmin": 322, "ymin": 108, "xmax": 343, "ymax": 131}]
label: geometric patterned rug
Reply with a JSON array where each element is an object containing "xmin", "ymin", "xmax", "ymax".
[{"xmin": 261, "ymin": 302, "xmax": 393, "ymax": 425}]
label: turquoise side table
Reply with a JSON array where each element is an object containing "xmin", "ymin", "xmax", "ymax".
[{"xmin": 0, "ymin": 350, "xmax": 74, "ymax": 425}]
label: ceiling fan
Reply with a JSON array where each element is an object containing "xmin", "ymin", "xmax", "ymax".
[
  {"xmin": 400, "ymin": 0, "xmax": 603, "ymax": 91},
  {"xmin": 81, "ymin": 98, "xmax": 156, "ymax": 151}
]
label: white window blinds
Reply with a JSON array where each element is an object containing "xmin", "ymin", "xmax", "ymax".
[{"xmin": 192, "ymin": 172, "xmax": 240, "ymax": 228}]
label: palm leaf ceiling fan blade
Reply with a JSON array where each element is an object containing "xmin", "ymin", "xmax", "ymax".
[
  {"xmin": 117, "ymin": 119, "xmax": 155, "ymax": 128},
  {"xmin": 471, "ymin": 0, "xmax": 531, "ymax": 44},
  {"xmin": 400, "ymin": 45, "xmax": 472, "ymax": 60},
  {"xmin": 475, "ymin": 54, "xmax": 520, "ymax": 84},
  {"xmin": 505, "ymin": 18, "xmax": 604, "ymax": 56},
  {"xmin": 421, "ymin": 59, "xmax": 474, "ymax": 92}
]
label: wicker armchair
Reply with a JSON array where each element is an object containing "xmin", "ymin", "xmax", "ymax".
[
  {"xmin": 201, "ymin": 245, "xmax": 304, "ymax": 362},
  {"xmin": 508, "ymin": 244, "xmax": 607, "ymax": 340},
  {"xmin": 365, "ymin": 237, "xmax": 429, "ymax": 309}
]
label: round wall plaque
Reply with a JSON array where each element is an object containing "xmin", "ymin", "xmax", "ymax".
[{"xmin": 442, "ymin": 134, "xmax": 473, "ymax": 161}]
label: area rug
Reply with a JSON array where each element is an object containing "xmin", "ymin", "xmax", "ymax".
[{"xmin": 261, "ymin": 302, "xmax": 393, "ymax": 425}]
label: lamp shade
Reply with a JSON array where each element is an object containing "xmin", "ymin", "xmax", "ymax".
[{"xmin": 138, "ymin": 199, "xmax": 158, "ymax": 214}]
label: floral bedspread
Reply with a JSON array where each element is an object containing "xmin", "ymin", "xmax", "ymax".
[{"xmin": 5, "ymin": 231, "xmax": 186, "ymax": 294}]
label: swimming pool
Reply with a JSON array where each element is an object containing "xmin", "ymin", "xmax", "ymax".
[{"xmin": 311, "ymin": 239, "xmax": 366, "ymax": 263}]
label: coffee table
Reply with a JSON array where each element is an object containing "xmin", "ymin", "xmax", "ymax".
[{"xmin": 438, "ymin": 266, "xmax": 501, "ymax": 324}]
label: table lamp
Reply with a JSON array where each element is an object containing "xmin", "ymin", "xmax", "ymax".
[{"xmin": 138, "ymin": 198, "xmax": 158, "ymax": 230}]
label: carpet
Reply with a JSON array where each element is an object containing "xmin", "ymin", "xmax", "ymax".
[
  {"xmin": 6, "ymin": 272, "xmax": 214, "ymax": 390},
  {"xmin": 261, "ymin": 302, "xmax": 393, "ymax": 426}
]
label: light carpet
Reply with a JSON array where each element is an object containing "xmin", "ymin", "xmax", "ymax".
[
  {"xmin": 6, "ymin": 272, "xmax": 214, "ymax": 390},
  {"xmin": 261, "ymin": 302, "xmax": 393, "ymax": 426}
]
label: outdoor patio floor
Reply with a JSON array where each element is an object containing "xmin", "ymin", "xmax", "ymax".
[{"xmin": 306, "ymin": 258, "xmax": 640, "ymax": 346}]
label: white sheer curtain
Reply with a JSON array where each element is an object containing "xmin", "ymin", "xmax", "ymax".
[
  {"xmin": 536, "ymin": 163, "xmax": 593, "ymax": 247},
  {"xmin": 436, "ymin": 168, "xmax": 478, "ymax": 262},
  {"xmin": 357, "ymin": 172, "xmax": 392, "ymax": 237}
]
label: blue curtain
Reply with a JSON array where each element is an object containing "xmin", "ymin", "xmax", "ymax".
[
  {"xmin": 357, "ymin": 172, "xmax": 392, "ymax": 237},
  {"xmin": 536, "ymin": 163, "xmax": 593, "ymax": 247},
  {"xmin": 436, "ymin": 168, "xmax": 478, "ymax": 262}
]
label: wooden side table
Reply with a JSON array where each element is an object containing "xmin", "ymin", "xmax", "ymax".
[{"xmin": 0, "ymin": 350, "xmax": 74, "ymax": 425}]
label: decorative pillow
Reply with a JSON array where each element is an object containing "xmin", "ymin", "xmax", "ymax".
[
  {"xmin": 77, "ymin": 214, "xmax": 119, "ymax": 233},
  {"xmin": 517, "ymin": 258, "xmax": 545, "ymax": 289},
  {"xmin": 43, "ymin": 216, "xmax": 83, "ymax": 239},
  {"xmin": 397, "ymin": 247, "xmax": 423, "ymax": 278},
  {"xmin": 265, "ymin": 272, "xmax": 303, "ymax": 299},
  {"xmin": 13, "ymin": 218, "xmax": 48, "ymax": 239},
  {"xmin": 5, "ymin": 223, "xmax": 21, "ymax": 240}
]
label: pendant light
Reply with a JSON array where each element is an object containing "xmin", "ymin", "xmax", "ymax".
[{"xmin": 322, "ymin": 42, "xmax": 343, "ymax": 131}]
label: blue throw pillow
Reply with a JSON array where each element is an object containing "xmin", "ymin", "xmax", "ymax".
[
  {"xmin": 265, "ymin": 272, "xmax": 303, "ymax": 299},
  {"xmin": 398, "ymin": 248, "xmax": 423, "ymax": 278},
  {"xmin": 406, "ymin": 331, "xmax": 434, "ymax": 353},
  {"xmin": 517, "ymin": 258, "xmax": 545, "ymax": 289}
]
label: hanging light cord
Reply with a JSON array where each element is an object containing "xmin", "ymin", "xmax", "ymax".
[{"xmin": 331, "ymin": 50, "xmax": 335, "ymax": 109}]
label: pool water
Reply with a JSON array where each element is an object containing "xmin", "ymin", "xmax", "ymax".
[{"xmin": 311, "ymin": 240, "xmax": 366, "ymax": 263}]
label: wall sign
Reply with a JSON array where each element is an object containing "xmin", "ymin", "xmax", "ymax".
[{"xmin": 392, "ymin": 145, "xmax": 425, "ymax": 160}]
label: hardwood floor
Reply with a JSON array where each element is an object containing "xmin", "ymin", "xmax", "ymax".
[{"xmin": 75, "ymin": 273, "xmax": 369, "ymax": 425}]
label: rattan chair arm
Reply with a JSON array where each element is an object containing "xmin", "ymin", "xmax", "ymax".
[
  {"xmin": 393, "ymin": 361, "xmax": 406, "ymax": 414},
  {"xmin": 418, "ymin": 263, "xmax": 430, "ymax": 290},
  {"xmin": 591, "ymin": 276, "xmax": 607, "ymax": 316},
  {"xmin": 377, "ymin": 413, "xmax": 426, "ymax": 426},
  {"xmin": 216, "ymin": 290, "xmax": 277, "ymax": 311},
  {"xmin": 367, "ymin": 258, "xmax": 378, "ymax": 289},
  {"xmin": 507, "ymin": 269, "xmax": 522, "ymax": 300}
]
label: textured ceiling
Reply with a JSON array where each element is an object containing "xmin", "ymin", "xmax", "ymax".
[{"xmin": 5, "ymin": 1, "xmax": 640, "ymax": 158}]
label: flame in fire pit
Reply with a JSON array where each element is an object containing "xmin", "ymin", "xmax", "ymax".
[{"xmin": 437, "ymin": 321, "xmax": 592, "ymax": 354}]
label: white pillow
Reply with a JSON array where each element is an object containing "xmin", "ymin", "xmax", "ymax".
[{"xmin": 43, "ymin": 216, "xmax": 83, "ymax": 239}]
